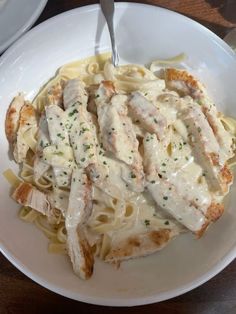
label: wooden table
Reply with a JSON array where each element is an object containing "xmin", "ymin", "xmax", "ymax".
[{"xmin": 1, "ymin": 1, "xmax": 236, "ymax": 313}]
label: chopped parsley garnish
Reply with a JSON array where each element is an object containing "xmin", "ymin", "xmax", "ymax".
[
  {"xmin": 130, "ymin": 172, "xmax": 136, "ymax": 178},
  {"xmin": 163, "ymin": 196, "xmax": 168, "ymax": 201},
  {"xmin": 150, "ymin": 180, "xmax": 156, "ymax": 184},
  {"xmin": 68, "ymin": 109, "xmax": 78, "ymax": 117},
  {"xmin": 154, "ymin": 118, "xmax": 158, "ymax": 124},
  {"xmin": 83, "ymin": 144, "xmax": 91, "ymax": 151},
  {"xmin": 162, "ymin": 162, "xmax": 166, "ymax": 167},
  {"xmin": 164, "ymin": 220, "xmax": 169, "ymax": 225},
  {"xmin": 144, "ymin": 219, "xmax": 150, "ymax": 226},
  {"xmin": 80, "ymin": 157, "xmax": 85, "ymax": 162},
  {"xmin": 79, "ymin": 127, "xmax": 89, "ymax": 135},
  {"xmin": 53, "ymin": 151, "xmax": 64, "ymax": 156}
]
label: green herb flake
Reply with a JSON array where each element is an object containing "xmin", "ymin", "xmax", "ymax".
[
  {"xmin": 68, "ymin": 109, "xmax": 78, "ymax": 117},
  {"xmin": 144, "ymin": 219, "xmax": 150, "ymax": 226},
  {"xmin": 83, "ymin": 144, "xmax": 90, "ymax": 151},
  {"xmin": 53, "ymin": 151, "xmax": 64, "ymax": 156},
  {"xmin": 163, "ymin": 196, "xmax": 168, "ymax": 201}
]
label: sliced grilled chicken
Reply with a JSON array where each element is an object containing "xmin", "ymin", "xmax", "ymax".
[
  {"xmin": 13, "ymin": 103, "xmax": 38, "ymax": 163},
  {"xmin": 47, "ymin": 79, "xmax": 66, "ymax": 107},
  {"xmin": 202, "ymin": 102, "xmax": 234, "ymax": 161},
  {"xmin": 63, "ymin": 78, "xmax": 88, "ymax": 109},
  {"xmin": 34, "ymin": 114, "xmax": 50, "ymax": 181},
  {"xmin": 5, "ymin": 94, "xmax": 25, "ymax": 145},
  {"xmin": 48, "ymin": 186, "xmax": 69, "ymax": 217},
  {"xmin": 128, "ymin": 92, "xmax": 167, "ymax": 139},
  {"xmin": 183, "ymin": 104, "xmax": 233, "ymax": 194},
  {"xmin": 143, "ymin": 133, "xmax": 209, "ymax": 234},
  {"xmin": 105, "ymin": 229, "xmax": 177, "ymax": 263},
  {"xmin": 95, "ymin": 80, "xmax": 115, "ymax": 105},
  {"xmin": 66, "ymin": 168, "xmax": 94, "ymax": 279},
  {"xmin": 66, "ymin": 107, "xmax": 98, "ymax": 168},
  {"xmin": 95, "ymin": 82, "xmax": 144, "ymax": 192},
  {"xmin": 86, "ymin": 156, "xmax": 137, "ymax": 200},
  {"xmin": 165, "ymin": 68, "xmax": 234, "ymax": 160},
  {"xmin": 63, "ymin": 78, "xmax": 98, "ymax": 168},
  {"xmin": 12, "ymin": 182, "xmax": 50, "ymax": 215},
  {"xmin": 44, "ymin": 105, "xmax": 73, "ymax": 187}
]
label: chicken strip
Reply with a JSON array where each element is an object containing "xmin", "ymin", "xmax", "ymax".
[
  {"xmin": 66, "ymin": 168, "xmax": 94, "ymax": 279},
  {"xmin": 63, "ymin": 78, "xmax": 98, "ymax": 168},
  {"xmin": 105, "ymin": 229, "xmax": 177, "ymax": 263},
  {"xmin": 165, "ymin": 68, "xmax": 234, "ymax": 160},
  {"xmin": 95, "ymin": 82, "xmax": 144, "ymax": 192},
  {"xmin": 12, "ymin": 182, "xmax": 50, "ymax": 215},
  {"xmin": 5, "ymin": 94, "xmax": 25, "ymax": 145},
  {"xmin": 34, "ymin": 114, "xmax": 50, "ymax": 181},
  {"xmin": 63, "ymin": 78, "xmax": 88, "ymax": 109},
  {"xmin": 13, "ymin": 103, "xmax": 38, "ymax": 163},
  {"xmin": 128, "ymin": 91, "xmax": 167, "ymax": 139},
  {"xmin": 44, "ymin": 105, "xmax": 74, "ymax": 187},
  {"xmin": 143, "ymin": 133, "xmax": 209, "ymax": 235},
  {"xmin": 47, "ymin": 79, "xmax": 66, "ymax": 107},
  {"xmin": 183, "ymin": 104, "xmax": 233, "ymax": 194}
]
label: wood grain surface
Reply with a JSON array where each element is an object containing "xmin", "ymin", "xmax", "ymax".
[{"xmin": 1, "ymin": 1, "xmax": 236, "ymax": 313}]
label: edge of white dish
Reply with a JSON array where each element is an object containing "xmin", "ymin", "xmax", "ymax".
[
  {"xmin": 0, "ymin": 0, "xmax": 48, "ymax": 53},
  {"xmin": 0, "ymin": 2, "xmax": 236, "ymax": 306}
]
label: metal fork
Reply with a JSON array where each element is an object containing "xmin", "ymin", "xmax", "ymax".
[{"xmin": 100, "ymin": 0, "xmax": 119, "ymax": 67}]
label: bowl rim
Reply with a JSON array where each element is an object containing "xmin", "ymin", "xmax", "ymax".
[
  {"xmin": 0, "ymin": 0, "xmax": 48, "ymax": 53},
  {"xmin": 0, "ymin": 2, "xmax": 236, "ymax": 306}
]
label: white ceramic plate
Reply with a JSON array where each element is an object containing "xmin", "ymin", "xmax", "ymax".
[
  {"xmin": 0, "ymin": 0, "xmax": 47, "ymax": 53},
  {"xmin": 0, "ymin": 3, "xmax": 236, "ymax": 307}
]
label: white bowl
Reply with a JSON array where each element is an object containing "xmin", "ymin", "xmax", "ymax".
[
  {"xmin": 0, "ymin": 0, "xmax": 48, "ymax": 53},
  {"xmin": 0, "ymin": 3, "xmax": 236, "ymax": 307}
]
